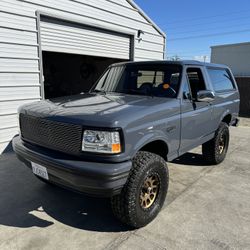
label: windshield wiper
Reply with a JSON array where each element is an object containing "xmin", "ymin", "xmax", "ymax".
[
  {"xmin": 91, "ymin": 89, "xmax": 107, "ymax": 95},
  {"xmin": 127, "ymin": 89, "xmax": 144, "ymax": 95}
]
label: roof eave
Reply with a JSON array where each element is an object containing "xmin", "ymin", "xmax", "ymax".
[{"xmin": 126, "ymin": 0, "xmax": 166, "ymax": 38}]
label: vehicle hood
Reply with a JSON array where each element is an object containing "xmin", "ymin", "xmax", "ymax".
[{"xmin": 19, "ymin": 93, "xmax": 179, "ymax": 128}]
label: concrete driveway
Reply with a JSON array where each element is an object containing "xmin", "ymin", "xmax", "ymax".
[{"xmin": 0, "ymin": 126, "xmax": 250, "ymax": 250}]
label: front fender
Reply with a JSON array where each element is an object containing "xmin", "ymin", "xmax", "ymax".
[{"xmin": 130, "ymin": 129, "xmax": 170, "ymax": 158}]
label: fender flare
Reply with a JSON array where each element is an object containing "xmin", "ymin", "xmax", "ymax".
[{"xmin": 131, "ymin": 132, "xmax": 169, "ymax": 159}]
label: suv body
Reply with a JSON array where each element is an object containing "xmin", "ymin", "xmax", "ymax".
[{"xmin": 13, "ymin": 60, "xmax": 240, "ymax": 227}]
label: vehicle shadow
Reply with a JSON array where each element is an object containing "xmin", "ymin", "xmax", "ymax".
[
  {"xmin": 171, "ymin": 152, "xmax": 211, "ymax": 166},
  {"xmin": 0, "ymin": 151, "xmax": 209, "ymax": 233},
  {"xmin": 0, "ymin": 153, "xmax": 130, "ymax": 232}
]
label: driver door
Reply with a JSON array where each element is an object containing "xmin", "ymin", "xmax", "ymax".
[{"xmin": 179, "ymin": 66, "xmax": 214, "ymax": 155}]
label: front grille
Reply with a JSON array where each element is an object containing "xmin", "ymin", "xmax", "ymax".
[{"xmin": 20, "ymin": 113, "xmax": 83, "ymax": 154}]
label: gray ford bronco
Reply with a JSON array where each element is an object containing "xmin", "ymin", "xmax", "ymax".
[{"xmin": 13, "ymin": 60, "xmax": 240, "ymax": 228}]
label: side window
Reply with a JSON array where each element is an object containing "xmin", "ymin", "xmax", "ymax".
[
  {"xmin": 187, "ymin": 68, "xmax": 206, "ymax": 99},
  {"xmin": 207, "ymin": 68, "xmax": 235, "ymax": 92}
]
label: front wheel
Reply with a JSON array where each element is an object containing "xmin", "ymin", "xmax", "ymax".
[
  {"xmin": 202, "ymin": 122, "xmax": 229, "ymax": 165},
  {"xmin": 111, "ymin": 151, "xmax": 169, "ymax": 228}
]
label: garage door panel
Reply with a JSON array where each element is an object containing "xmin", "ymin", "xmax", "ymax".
[
  {"xmin": 41, "ymin": 30, "xmax": 130, "ymax": 48},
  {"xmin": 41, "ymin": 22, "xmax": 131, "ymax": 44},
  {"xmin": 41, "ymin": 36, "xmax": 129, "ymax": 52},
  {"xmin": 40, "ymin": 18, "xmax": 131, "ymax": 60},
  {"xmin": 42, "ymin": 43, "xmax": 129, "ymax": 59},
  {"xmin": 41, "ymin": 39, "xmax": 130, "ymax": 59}
]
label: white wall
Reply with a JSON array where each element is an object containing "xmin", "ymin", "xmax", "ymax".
[
  {"xmin": 211, "ymin": 43, "xmax": 250, "ymax": 77},
  {"xmin": 0, "ymin": 0, "xmax": 165, "ymax": 153}
]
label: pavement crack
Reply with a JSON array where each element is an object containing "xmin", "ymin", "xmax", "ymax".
[
  {"xmin": 164, "ymin": 164, "xmax": 217, "ymax": 209},
  {"xmin": 133, "ymin": 233, "xmax": 167, "ymax": 250},
  {"xmin": 102, "ymin": 231, "xmax": 136, "ymax": 250}
]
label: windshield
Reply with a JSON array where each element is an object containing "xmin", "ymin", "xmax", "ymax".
[{"xmin": 92, "ymin": 64, "xmax": 182, "ymax": 98}]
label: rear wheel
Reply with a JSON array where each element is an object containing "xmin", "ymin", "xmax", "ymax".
[
  {"xmin": 111, "ymin": 151, "xmax": 169, "ymax": 228},
  {"xmin": 202, "ymin": 122, "xmax": 229, "ymax": 165}
]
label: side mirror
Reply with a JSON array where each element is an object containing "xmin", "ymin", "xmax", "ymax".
[{"xmin": 197, "ymin": 90, "xmax": 215, "ymax": 102}]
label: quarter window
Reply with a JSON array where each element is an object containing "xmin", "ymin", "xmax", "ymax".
[{"xmin": 207, "ymin": 68, "xmax": 235, "ymax": 92}]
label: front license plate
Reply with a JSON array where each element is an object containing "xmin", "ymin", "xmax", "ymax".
[{"xmin": 31, "ymin": 162, "xmax": 49, "ymax": 180}]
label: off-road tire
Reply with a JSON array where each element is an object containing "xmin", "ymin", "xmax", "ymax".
[
  {"xmin": 111, "ymin": 151, "xmax": 169, "ymax": 228},
  {"xmin": 202, "ymin": 122, "xmax": 229, "ymax": 165}
]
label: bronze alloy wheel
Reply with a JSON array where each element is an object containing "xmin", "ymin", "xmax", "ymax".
[
  {"xmin": 140, "ymin": 175, "xmax": 160, "ymax": 209},
  {"xmin": 111, "ymin": 151, "xmax": 168, "ymax": 228},
  {"xmin": 202, "ymin": 122, "xmax": 229, "ymax": 165},
  {"xmin": 218, "ymin": 134, "xmax": 226, "ymax": 154}
]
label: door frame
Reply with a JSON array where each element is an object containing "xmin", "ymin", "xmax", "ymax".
[{"xmin": 35, "ymin": 11, "xmax": 136, "ymax": 99}]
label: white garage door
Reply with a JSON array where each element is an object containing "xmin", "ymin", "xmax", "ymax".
[{"xmin": 40, "ymin": 17, "xmax": 131, "ymax": 60}]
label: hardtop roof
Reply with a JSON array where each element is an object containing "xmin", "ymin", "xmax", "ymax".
[{"xmin": 111, "ymin": 60, "xmax": 229, "ymax": 69}]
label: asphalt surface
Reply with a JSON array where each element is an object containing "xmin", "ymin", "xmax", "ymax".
[{"xmin": 0, "ymin": 126, "xmax": 250, "ymax": 250}]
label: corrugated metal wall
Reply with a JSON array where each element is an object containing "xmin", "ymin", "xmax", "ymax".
[
  {"xmin": 0, "ymin": 0, "xmax": 165, "ymax": 153},
  {"xmin": 211, "ymin": 43, "xmax": 250, "ymax": 76}
]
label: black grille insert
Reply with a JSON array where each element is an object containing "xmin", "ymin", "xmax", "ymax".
[{"xmin": 20, "ymin": 113, "xmax": 83, "ymax": 154}]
